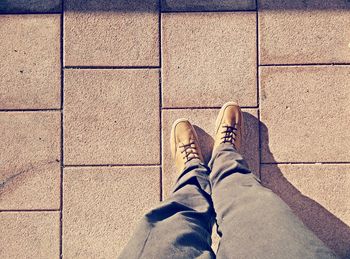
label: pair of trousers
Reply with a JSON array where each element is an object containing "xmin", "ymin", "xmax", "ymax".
[{"xmin": 119, "ymin": 143, "xmax": 338, "ymax": 259}]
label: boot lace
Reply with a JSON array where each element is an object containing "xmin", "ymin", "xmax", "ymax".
[
  {"xmin": 221, "ymin": 125, "xmax": 237, "ymax": 147},
  {"xmin": 179, "ymin": 141, "xmax": 199, "ymax": 163}
]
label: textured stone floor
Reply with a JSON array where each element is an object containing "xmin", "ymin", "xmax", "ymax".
[{"xmin": 1, "ymin": 0, "xmax": 350, "ymax": 258}]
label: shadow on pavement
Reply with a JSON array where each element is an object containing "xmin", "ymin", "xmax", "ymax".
[
  {"xmin": 259, "ymin": 0, "xmax": 350, "ymax": 10},
  {"xmin": 1, "ymin": 0, "xmax": 349, "ymax": 257},
  {"xmin": 194, "ymin": 112, "xmax": 350, "ymax": 258},
  {"xmin": 1, "ymin": 0, "xmax": 350, "ymax": 13},
  {"xmin": 259, "ymin": 121, "xmax": 350, "ymax": 259}
]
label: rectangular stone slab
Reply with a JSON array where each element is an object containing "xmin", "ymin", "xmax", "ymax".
[
  {"xmin": 64, "ymin": 69, "xmax": 160, "ymax": 165},
  {"xmin": 259, "ymin": 0, "xmax": 350, "ymax": 64},
  {"xmin": 261, "ymin": 163, "xmax": 350, "ymax": 258},
  {"xmin": 260, "ymin": 66, "xmax": 350, "ymax": 163},
  {"xmin": 64, "ymin": 0, "xmax": 159, "ymax": 66},
  {"xmin": 0, "ymin": 0, "xmax": 61, "ymax": 13},
  {"xmin": 0, "ymin": 15, "xmax": 61, "ymax": 109},
  {"xmin": 162, "ymin": 12, "xmax": 257, "ymax": 108},
  {"xmin": 63, "ymin": 166, "xmax": 160, "ymax": 258},
  {"xmin": 0, "ymin": 112, "xmax": 61, "ymax": 210},
  {"xmin": 0, "ymin": 212, "xmax": 60, "ymax": 258},
  {"xmin": 162, "ymin": 0, "xmax": 256, "ymax": 11}
]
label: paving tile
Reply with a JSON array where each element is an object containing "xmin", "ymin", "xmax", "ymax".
[
  {"xmin": 162, "ymin": 0, "xmax": 256, "ymax": 11},
  {"xmin": 261, "ymin": 164, "xmax": 350, "ymax": 258},
  {"xmin": 162, "ymin": 12, "xmax": 257, "ymax": 108},
  {"xmin": 64, "ymin": 0, "xmax": 159, "ymax": 66},
  {"xmin": 0, "ymin": 0, "xmax": 61, "ymax": 13},
  {"xmin": 258, "ymin": 0, "xmax": 350, "ymax": 10},
  {"xmin": 63, "ymin": 166, "xmax": 160, "ymax": 258},
  {"xmin": 0, "ymin": 112, "xmax": 60, "ymax": 210},
  {"xmin": 64, "ymin": 69, "xmax": 160, "ymax": 165},
  {"xmin": 0, "ymin": 15, "xmax": 61, "ymax": 109},
  {"xmin": 259, "ymin": 0, "xmax": 350, "ymax": 64},
  {"xmin": 0, "ymin": 212, "xmax": 60, "ymax": 259},
  {"xmin": 260, "ymin": 66, "xmax": 350, "ymax": 163},
  {"xmin": 162, "ymin": 108, "xmax": 259, "ymax": 198}
]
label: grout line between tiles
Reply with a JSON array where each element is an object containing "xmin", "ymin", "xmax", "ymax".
[
  {"xmin": 161, "ymin": 9, "xmax": 257, "ymax": 13},
  {"xmin": 159, "ymin": 0, "xmax": 163, "ymax": 202},
  {"xmin": 59, "ymin": 4, "xmax": 64, "ymax": 258},
  {"xmin": 255, "ymin": 11, "xmax": 259, "ymax": 108},
  {"xmin": 255, "ymin": 3, "xmax": 261, "ymax": 180},
  {"xmin": 64, "ymin": 164, "xmax": 161, "ymax": 168},
  {"xmin": 261, "ymin": 162, "xmax": 350, "ymax": 165},
  {"xmin": 0, "ymin": 12, "xmax": 62, "ymax": 15},
  {"xmin": 0, "ymin": 209, "xmax": 60, "ymax": 212},
  {"xmin": 162, "ymin": 106, "xmax": 259, "ymax": 110},
  {"xmin": 64, "ymin": 66, "xmax": 160, "ymax": 70},
  {"xmin": 256, "ymin": 6, "xmax": 265, "ymax": 241},
  {"xmin": 0, "ymin": 109, "xmax": 60, "ymax": 112},
  {"xmin": 260, "ymin": 63, "xmax": 350, "ymax": 67}
]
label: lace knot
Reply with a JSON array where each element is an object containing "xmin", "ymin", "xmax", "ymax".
[
  {"xmin": 220, "ymin": 125, "xmax": 237, "ymax": 147},
  {"xmin": 179, "ymin": 141, "xmax": 199, "ymax": 163}
]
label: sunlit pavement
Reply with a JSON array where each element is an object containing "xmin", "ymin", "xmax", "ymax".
[{"xmin": 0, "ymin": 1, "xmax": 349, "ymax": 258}]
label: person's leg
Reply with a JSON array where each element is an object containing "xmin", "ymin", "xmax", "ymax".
[
  {"xmin": 118, "ymin": 120, "xmax": 215, "ymax": 259},
  {"xmin": 209, "ymin": 102, "xmax": 338, "ymax": 259}
]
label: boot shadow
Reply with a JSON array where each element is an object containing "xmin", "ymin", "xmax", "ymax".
[
  {"xmin": 259, "ymin": 121, "xmax": 350, "ymax": 258},
  {"xmin": 193, "ymin": 112, "xmax": 350, "ymax": 258}
]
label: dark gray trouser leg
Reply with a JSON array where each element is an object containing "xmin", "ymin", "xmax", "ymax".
[
  {"xmin": 209, "ymin": 143, "xmax": 338, "ymax": 259},
  {"xmin": 118, "ymin": 159, "xmax": 216, "ymax": 259}
]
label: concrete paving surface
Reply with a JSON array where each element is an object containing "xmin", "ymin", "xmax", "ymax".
[{"xmin": 0, "ymin": 0, "xmax": 349, "ymax": 258}]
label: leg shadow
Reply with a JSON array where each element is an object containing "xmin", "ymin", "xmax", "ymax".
[
  {"xmin": 186, "ymin": 112, "xmax": 350, "ymax": 257},
  {"xmin": 260, "ymin": 121, "xmax": 350, "ymax": 258}
]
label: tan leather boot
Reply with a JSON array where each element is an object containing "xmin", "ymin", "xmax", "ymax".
[
  {"xmin": 213, "ymin": 102, "xmax": 244, "ymax": 152},
  {"xmin": 171, "ymin": 118, "xmax": 204, "ymax": 173}
]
